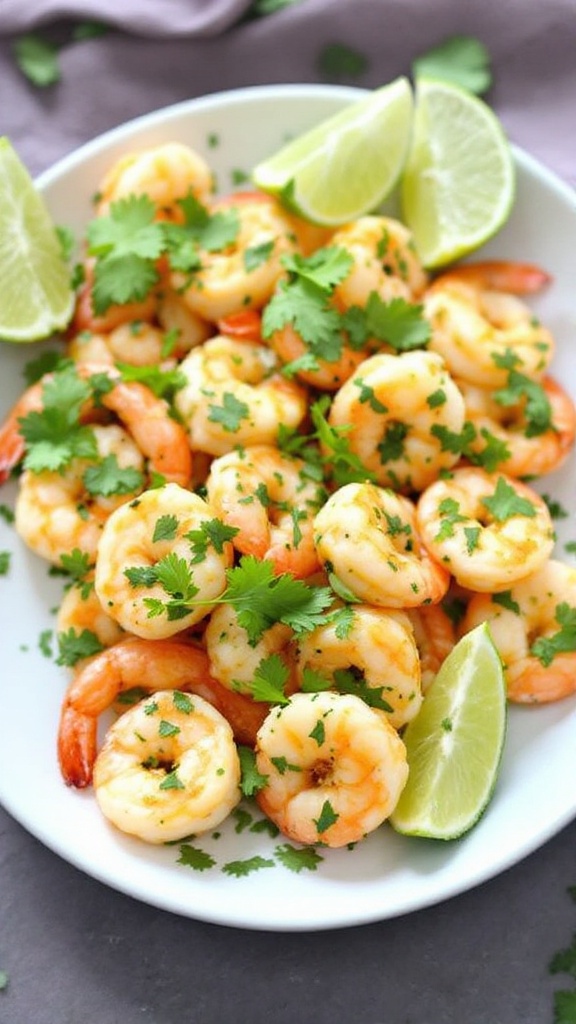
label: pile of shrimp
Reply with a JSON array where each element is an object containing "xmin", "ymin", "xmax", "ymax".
[{"xmin": 2, "ymin": 140, "xmax": 576, "ymax": 851}]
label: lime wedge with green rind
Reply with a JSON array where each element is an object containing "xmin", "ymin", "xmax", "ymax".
[
  {"xmin": 252, "ymin": 77, "xmax": 414, "ymax": 226},
  {"xmin": 390, "ymin": 623, "xmax": 507, "ymax": 840},
  {"xmin": 401, "ymin": 78, "xmax": 515, "ymax": 269},
  {"xmin": 0, "ymin": 136, "xmax": 74, "ymax": 343}
]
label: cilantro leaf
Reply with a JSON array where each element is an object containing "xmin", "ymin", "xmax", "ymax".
[
  {"xmin": 531, "ymin": 603, "xmax": 576, "ymax": 666},
  {"xmin": 274, "ymin": 842, "xmax": 323, "ymax": 873},
  {"xmin": 87, "ymin": 195, "xmax": 165, "ymax": 313},
  {"xmin": 262, "ymin": 277, "xmax": 344, "ymax": 362},
  {"xmin": 482, "ymin": 476, "xmax": 537, "ymax": 522},
  {"xmin": 310, "ymin": 395, "xmax": 375, "ymax": 486},
  {"xmin": 314, "ymin": 800, "xmax": 339, "ymax": 834},
  {"xmin": 56, "ymin": 628, "xmax": 105, "ymax": 667},
  {"xmin": 245, "ymin": 653, "xmax": 290, "ymax": 704},
  {"xmin": 222, "ymin": 856, "xmax": 275, "ymax": 877},
  {"xmin": 186, "ymin": 518, "xmax": 238, "ymax": 562},
  {"xmin": 177, "ymin": 844, "xmax": 216, "ymax": 871},
  {"xmin": 364, "ymin": 293, "xmax": 431, "ymax": 350},
  {"xmin": 208, "ymin": 392, "xmax": 250, "ymax": 433},
  {"xmin": 412, "ymin": 35, "xmax": 492, "ymax": 95},
  {"xmin": 281, "ymin": 247, "xmax": 353, "ymax": 291},
  {"xmin": 83, "ymin": 455, "xmax": 144, "ymax": 497},
  {"xmin": 13, "ymin": 34, "xmax": 60, "ymax": 87},
  {"xmin": 238, "ymin": 746, "xmax": 269, "ymax": 797},
  {"xmin": 222, "ymin": 556, "xmax": 333, "ymax": 644}
]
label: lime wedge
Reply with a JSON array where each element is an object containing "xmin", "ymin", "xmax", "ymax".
[
  {"xmin": 252, "ymin": 77, "xmax": 413, "ymax": 226},
  {"xmin": 0, "ymin": 137, "xmax": 74, "ymax": 343},
  {"xmin": 401, "ymin": 78, "xmax": 515, "ymax": 268},
  {"xmin": 389, "ymin": 623, "xmax": 507, "ymax": 840}
]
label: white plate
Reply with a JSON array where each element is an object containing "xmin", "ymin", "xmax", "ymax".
[{"xmin": 1, "ymin": 84, "xmax": 576, "ymax": 933}]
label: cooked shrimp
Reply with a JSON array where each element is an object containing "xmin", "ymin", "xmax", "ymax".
[
  {"xmin": 15, "ymin": 424, "xmax": 145, "ymax": 565},
  {"xmin": 425, "ymin": 261, "xmax": 554, "ymax": 387},
  {"xmin": 0, "ymin": 380, "xmax": 43, "ymax": 484},
  {"xmin": 205, "ymin": 445, "xmax": 326, "ymax": 578},
  {"xmin": 405, "ymin": 604, "xmax": 456, "ymax": 691},
  {"xmin": 57, "ymin": 576, "xmax": 125, "ymax": 656},
  {"xmin": 92, "ymin": 689, "xmax": 241, "ymax": 844},
  {"xmin": 71, "ymin": 258, "xmax": 159, "ymax": 335},
  {"xmin": 461, "ymin": 559, "xmax": 576, "ymax": 704},
  {"xmin": 205, "ymin": 601, "xmax": 296, "ymax": 696},
  {"xmin": 67, "ymin": 322, "xmax": 166, "ymax": 368},
  {"xmin": 296, "ymin": 605, "xmax": 422, "ymax": 729},
  {"xmin": 95, "ymin": 141, "xmax": 214, "ymax": 218},
  {"xmin": 416, "ymin": 467, "xmax": 555, "ymax": 592},
  {"xmin": 57, "ymin": 634, "xmax": 235, "ymax": 787},
  {"xmin": 330, "ymin": 216, "xmax": 429, "ymax": 307},
  {"xmin": 255, "ymin": 691, "xmax": 408, "ymax": 848},
  {"xmin": 94, "ymin": 482, "xmax": 233, "ymax": 639},
  {"xmin": 171, "ymin": 192, "xmax": 298, "ymax": 321},
  {"xmin": 266, "ymin": 218, "xmax": 428, "ymax": 392},
  {"xmin": 0, "ymin": 363, "xmax": 193, "ymax": 489},
  {"xmin": 328, "ymin": 350, "xmax": 466, "ymax": 492},
  {"xmin": 313, "ymin": 481, "xmax": 450, "ymax": 608},
  {"xmin": 174, "ymin": 335, "xmax": 307, "ymax": 457},
  {"xmin": 456, "ymin": 375, "xmax": 576, "ymax": 478}
]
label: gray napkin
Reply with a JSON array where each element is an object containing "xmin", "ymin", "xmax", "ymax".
[{"xmin": 0, "ymin": 0, "xmax": 575, "ymax": 186}]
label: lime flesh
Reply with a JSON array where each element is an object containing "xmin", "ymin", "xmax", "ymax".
[
  {"xmin": 401, "ymin": 78, "xmax": 515, "ymax": 268},
  {"xmin": 253, "ymin": 77, "xmax": 414, "ymax": 226},
  {"xmin": 390, "ymin": 623, "xmax": 507, "ymax": 840},
  {"xmin": 0, "ymin": 137, "xmax": 74, "ymax": 343}
]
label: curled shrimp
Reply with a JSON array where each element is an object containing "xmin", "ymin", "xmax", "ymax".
[
  {"xmin": 255, "ymin": 691, "xmax": 408, "ymax": 848},
  {"xmin": 296, "ymin": 605, "xmax": 423, "ymax": 729},
  {"xmin": 405, "ymin": 604, "xmax": 456, "ymax": 691},
  {"xmin": 416, "ymin": 467, "xmax": 555, "ymax": 593},
  {"xmin": 460, "ymin": 559, "xmax": 576, "ymax": 704},
  {"xmin": 313, "ymin": 481, "xmax": 450, "ymax": 608},
  {"xmin": 174, "ymin": 335, "xmax": 307, "ymax": 457},
  {"xmin": 15, "ymin": 424, "xmax": 145, "ymax": 565},
  {"xmin": 68, "ymin": 309, "xmax": 210, "ymax": 368},
  {"xmin": 205, "ymin": 445, "xmax": 327, "ymax": 578},
  {"xmin": 93, "ymin": 689, "xmax": 241, "ymax": 844},
  {"xmin": 424, "ymin": 260, "xmax": 554, "ymax": 387},
  {"xmin": 171, "ymin": 192, "xmax": 298, "ymax": 321},
  {"xmin": 266, "ymin": 217, "xmax": 428, "ymax": 392},
  {"xmin": 95, "ymin": 141, "xmax": 214, "ymax": 218},
  {"xmin": 328, "ymin": 349, "xmax": 466, "ymax": 492},
  {"xmin": 456, "ymin": 375, "xmax": 576, "ymax": 478},
  {"xmin": 71, "ymin": 258, "xmax": 160, "ymax": 335},
  {"xmin": 0, "ymin": 363, "xmax": 193, "ymax": 489},
  {"xmin": 330, "ymin": 215, "xmax": 429, "ymax": 307},
  {"xmin": 56, "ymin": 575, "xmax": 125, "ymax": 660},
  {"xmin": 94, "ymin": 482, "xmax": 234, "ymax": 639}
]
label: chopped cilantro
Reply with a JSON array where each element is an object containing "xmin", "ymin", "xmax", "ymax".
[
  {"xmin": 0, "ymin": 551, "xmax": 11, "ymax": 576},
  {"xmin": 317, "ymin": 42, "xmax": 369, "ymax": 79},
  {"xmin": 531, "ymin": 603, "xmax": 576, "ymax": 666},
  {"xmin": 314, "ymin": 799, "xmax": 339, "ymax": 834},
  {"xmin": 186, "ymin": 518, "xmax": 238, "ymax": 561},
  {"xmin": 87, "ymin": 195, "xmax": 165, "ymax": 313},
  {"xmin": 159, "ymin": 769, "xmax": 185, "ymax": 791},
  {"xmin": 482, "ymin": 476, "xmax": 537, "ymax": 522},
  {"xmin": 83, "ymin": 455, "xmax": 143, "ymax": 497},
  {"xmin": 177, "ymin": 844, "xmax": 216, "ymax": 871},
  {"xmin": 238, "ymin": 745, "xmax": 269, "ymax": 797},
  {"xmin": 208, "ymin": 392, "xmax": 250, "ymax": 433},
  {"xmin": 274, "ymin": 842, "xmax": 323, "ymax": 873},
  {"xmin": 56, "ymin": 627, "xmax": 105, "ymax": 667},
  {"xmin": 245, "ymin": 653, "xmax": 290, "ymax": 704},
  {"xmin": 13, "ymin": 33, "xmax": 60, "ymax": 87},
  {"xmin": 412, "ymin": 35, "xmax": 492, "ymax": 95},
  {"xmin": 222, "ymin": 856, "xmax": 275, "ymax": 877}
]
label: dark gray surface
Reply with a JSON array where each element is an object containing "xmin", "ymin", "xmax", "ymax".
[
  {"xmin": 1, "ymin": 3, "xmax": 576, "ymax": 1021},
  {"xmin": 2, "ymin": 804, "xmax": 575, "ymax": 1023}
]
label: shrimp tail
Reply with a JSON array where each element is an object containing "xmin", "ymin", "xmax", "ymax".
[{"xmin": 58, "ymin": 706, "xmax": 98, "ymax": 788}]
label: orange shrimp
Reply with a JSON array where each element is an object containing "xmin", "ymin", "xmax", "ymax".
[{"xmin": 58, "ymin": 636, "xmax": 266, "ymax": 788}]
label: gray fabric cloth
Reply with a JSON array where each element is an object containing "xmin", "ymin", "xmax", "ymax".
[
  {"xmin": 1, "ymin": 3, "xmax": 576, "ymax": 1021},
  {"xmin": 0, "ymin": 0, "xmax": 575, "ymax": 183}
]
